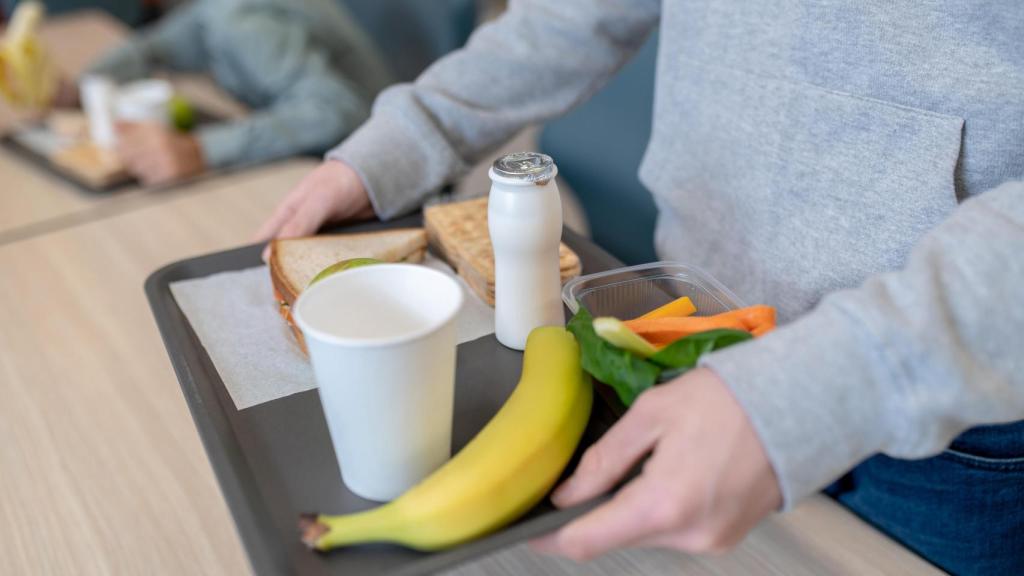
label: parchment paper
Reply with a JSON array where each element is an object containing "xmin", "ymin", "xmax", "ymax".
[{"xmin": 170, "ymin": 255, "xmax": 495, "ymax": 410}]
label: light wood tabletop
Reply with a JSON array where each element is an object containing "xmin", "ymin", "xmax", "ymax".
[
  {"xmin": 0, "ymin": 10, "xmax": 246, "ymax": 245},
  {"xmin": 0, "ymin": 153, "xmax": 941, "ymax": 575},
  {"xmin": 0, "ymin": 159, "xmax": 317, "ymax": 575}
]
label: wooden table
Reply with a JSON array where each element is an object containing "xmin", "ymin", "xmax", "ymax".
[
  {"xmin": 0, "ymin": 10, "xmax": 246, "ymax": 245},
  {"xmin": 0, "ymin": 159, "xmax": 316, "ymax": 575},
  {"xmin": 0, "ymin": 154, "xmax": 941, "ymax": 575}
]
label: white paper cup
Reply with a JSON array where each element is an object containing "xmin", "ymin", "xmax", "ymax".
[
  {"xmin": 293, "ymin": 264, "xmax": 463, "ymax": 501},
  {"xmin": 115, "ymin": 79, "xmax": 172, "ymax": 125}
]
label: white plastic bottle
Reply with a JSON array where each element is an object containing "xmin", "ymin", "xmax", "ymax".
[{"xmin": 488, "ymin": 152, "xmax": 565, "ymax": 350}]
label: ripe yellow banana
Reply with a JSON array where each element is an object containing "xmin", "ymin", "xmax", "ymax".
[
  {"xmin": 301, "ymin": 326, "xmax": 592, "ymax": 552},
  {"xmin": 0, "ymin": 1, "xmax": 56, "ymax": 109}
]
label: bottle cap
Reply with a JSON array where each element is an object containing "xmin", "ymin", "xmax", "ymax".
[{"xmin": 489, "ymin": 152, "xmax": 557, "ymax": 184}]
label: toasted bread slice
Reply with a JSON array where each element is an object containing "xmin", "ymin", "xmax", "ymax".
[
  {"xmin": 50, "ymin": 142, "xmax": 127, "ymax": 188},
  {"xmin": 268, "ymin": 228, "xmax": 428, "ymax": 353},
  {"xmin": 424, "ymin": 197, "xmax": 581, "ymax": 305},
  {"xmin": 270, "ymin": 228, "xmax": 427, "ymax": 302}
]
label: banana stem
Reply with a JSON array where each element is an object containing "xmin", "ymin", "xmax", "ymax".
[{"xmin": 299, "ymin": 507, "xmax": 397, "ymax": 551}]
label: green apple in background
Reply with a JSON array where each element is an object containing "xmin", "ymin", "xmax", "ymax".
[
  {"xmin": 168, "ymin": 95, "xmax": 196, "ymax": 132},
  {"xmin": 308, "ymin": 258, "xmax": 383, "ymax": 287}
]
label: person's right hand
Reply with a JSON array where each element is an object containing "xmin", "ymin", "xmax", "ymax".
[{"xmin": 255, "ymin": 160, "xmax": 376, "ymax": 260}]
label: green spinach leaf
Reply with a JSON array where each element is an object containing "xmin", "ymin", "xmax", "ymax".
[
  {"xmin": 568, "ymin": 307, "xmax": 754, "ymax": 406},
  {"xmin": 567, "ymin": 306, "xmax": 660, "ymax": 406},
  {"xmin": 648, "ymin": 329, "xmax": 752, "ymax": 369}
]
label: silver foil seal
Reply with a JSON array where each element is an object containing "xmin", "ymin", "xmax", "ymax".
[{"xmin": 490, "ymin": 152, "xmax": 557, "ymax": 183}]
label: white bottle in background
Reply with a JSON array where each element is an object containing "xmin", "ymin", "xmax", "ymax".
[
  {"xmin": 115, "ymin": 79, "xmax": 173, "ymax": 125},
  {"xmin": 488, "ymin": 152, "xmax": 564, "ymax": 350},
  {"xmin": 79, "ymin": 75, "xmax": 117, "ymax": 148}
]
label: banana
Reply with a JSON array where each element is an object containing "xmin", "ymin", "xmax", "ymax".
[
  {"xmin": 0, "ymin": 1, "xmax": 56, "ymax": 109},
  {"xmin": 301, "ymin": 326, "xmax": 592, "ymax": 552}
]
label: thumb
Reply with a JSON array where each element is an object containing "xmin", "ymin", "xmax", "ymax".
[{"xmin": 551, "ymin": 396, "xmax": 661, "ymax": 508}]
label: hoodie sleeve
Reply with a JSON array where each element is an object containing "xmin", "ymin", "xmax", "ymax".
[
  {"xmin": 326, "ymin": 0, "xmax": 661, "ymax": 219},
  {"xmin": 193, "ymin": 4, "xmax": 369, "ymax": 168},
  {"xmin": 85, "ymin": 2, "xmax": 207, "ymax": 82},
  {"xmin": 702, "ymin": 181, "xmax": 1024, "ymax": 508}
]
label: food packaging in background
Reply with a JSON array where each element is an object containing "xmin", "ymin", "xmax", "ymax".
[
  {"xmin": 562, "ymin": 261, "xmax": 745, "ymax": 319},
  {"xmin": 79, "ymin": 77, "xmax": 174, "ymax": 148},
  {"xmin": 115, "ymin": 79, "xmax": 173, "ymax": 125},
  {"xmin": 79, "ymin": 75, "xmax": 117, "ymax": 148}
]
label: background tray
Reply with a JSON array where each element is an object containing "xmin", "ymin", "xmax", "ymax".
[
  {"xmin": 3, "ymin": 107, "xmax": 222, "ymax": 194},
  {"xmin": 145, "ymin": 215, "xmax": 625, "ymax": 576}
]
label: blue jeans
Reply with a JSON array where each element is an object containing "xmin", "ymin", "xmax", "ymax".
[{"xmin": 826, "ymin": 421, "xmax": 1024, "ymax": 575}]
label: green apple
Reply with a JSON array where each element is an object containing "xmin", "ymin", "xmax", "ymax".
[
  {"xmin": 168, "ymin": 95, "xmax": 196, "ymax": 132},
  {"xmin": 308, "ymin": 257, "xmax": 383, "ymax": 287}
]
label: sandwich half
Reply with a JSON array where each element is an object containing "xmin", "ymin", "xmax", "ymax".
[{"xmin": 269, "ymin": 228, "xmax": 428, "ymax": 353}]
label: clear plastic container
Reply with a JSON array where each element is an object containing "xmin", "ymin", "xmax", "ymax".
[{"xmin": 562, "ymin": 262, "xmax": 745, "ymax": 319}]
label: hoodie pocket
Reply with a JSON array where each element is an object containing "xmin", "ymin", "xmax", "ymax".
[{"xmin": 640, "ymin": 57, "xmax": 965, "ymax": 317}]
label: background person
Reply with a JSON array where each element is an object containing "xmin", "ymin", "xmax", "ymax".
[{"xmin": 76, "ymin": 0, "xmax": 392, "ymax": 185}]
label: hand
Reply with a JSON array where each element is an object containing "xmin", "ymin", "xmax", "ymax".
[
  {"xmin": 116, "ymin": 122, "xmax": 205, "ymax": 186},
  {"xmin": 532, "ymin": 368, "xmax": 781, "ymax": 561},
  {"xmin": 255, "ymin": 160, "xmax": 376, "ymax": 260}
]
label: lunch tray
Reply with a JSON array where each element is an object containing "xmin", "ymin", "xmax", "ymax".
[
  {"xmin": 145, "ymin": 215, "xmax": 624, "ymax": 576},
  {"xmin": 2, "ymin": 107, "xmax": 222, "ymax": 194}
]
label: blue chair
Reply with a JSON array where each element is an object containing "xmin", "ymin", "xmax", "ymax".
[
  {"xmin": 340, "ymin": 0, "xmax": 477, "ymax": 82},
  {"xmin": 539, "ymin": 33, "xmax": 660, "ymax": 265}
]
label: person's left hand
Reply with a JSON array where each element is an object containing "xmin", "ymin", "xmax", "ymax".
[
  {"xmin": 531, "ymin": 368, "xmax": 782, "ymax": 561},
  {"xmin": 116, "ymin": 122, "xmax": 205, "ymax": 186}
]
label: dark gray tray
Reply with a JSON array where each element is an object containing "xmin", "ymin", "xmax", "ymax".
[
  {"xmin": 145, "ymin": 215, "xmax": 625, "ymax": 576},
  {"xmin": 3, "ymin": 107, "xmax": 222, "ymax": 194}
]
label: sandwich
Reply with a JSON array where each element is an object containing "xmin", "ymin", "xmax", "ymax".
[
  {"xmin": 269, "ymin": 228, "xmax": 428, "ymax": 353},
  {"xmin": 424, "ymin": 197, "xmax": 582, "ymax": 305},
  {"xmin": 50, "ymin": 142, "xmax": 127, "ymax": 188}
]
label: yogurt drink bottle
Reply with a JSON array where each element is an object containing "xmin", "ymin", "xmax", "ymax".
[{"xmin": 488, "ymin": 152, "xmax": 564, "ymax": 350}]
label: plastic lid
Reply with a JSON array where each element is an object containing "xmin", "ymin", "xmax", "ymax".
[{"xmin": 489, "ymin": 152, "xmax": 557, "ymax": 183}]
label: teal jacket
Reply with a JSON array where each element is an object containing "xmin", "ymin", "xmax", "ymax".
[{"xmin": 89, "ymin": 0, "xmax": 392, "ymax": 168}]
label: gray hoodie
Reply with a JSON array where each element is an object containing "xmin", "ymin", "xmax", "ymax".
[{"xmin": 328, "ymin": 0, "xmax": 1024, "ymax": 508}]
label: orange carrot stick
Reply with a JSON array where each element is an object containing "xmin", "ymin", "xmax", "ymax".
[
  {"xmin": 636, "ymin": 295, "xmax": 697, "ymax": 320},
  {"xmin": 625, "ymin": 305, "xmax": 776, "ymax": 343}
]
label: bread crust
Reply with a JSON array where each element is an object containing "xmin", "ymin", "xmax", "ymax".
[
  {"xmin": 424, "ymin": 198, "xmax": 582, "ymax": 305},
  {"xmin": 268, "ymin": 229, "xmax": 428, "ymax": 355}
]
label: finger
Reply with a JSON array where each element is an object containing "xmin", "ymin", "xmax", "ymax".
[
  {"xmin": 551, "ymin": 395, "xmax": 664, "ymax": 508},
  {"xmin": 275, "ymin": 192, "xmax": 330, "ymax": 239},
  {"xmin": 254, "ymin": 188, "xmax": 304, "ymax": 241},
  {"xmin": 120, "ymin": 151, "xmax": 148, "ymax": 178},
  {"xmin": 636, "ymin": 526, "xmax": 735, "ymax": 556},
  {"xmin": 130, "ymin": 157, "xmax": 165, "ymax": 187},
  {"xmin": 537, "ymin": 476, "xmax": 673, "ymax": 562}
]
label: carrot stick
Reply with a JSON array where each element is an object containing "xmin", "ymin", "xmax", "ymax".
[
  {"xmin": 625, "ymin": 305, "xmax": 776, "ymax": 343},
  {"xmin": 637, "ymin": 295, "xmax": 697, "ymax": 320}
]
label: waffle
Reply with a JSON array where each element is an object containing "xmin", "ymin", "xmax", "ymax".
[{"xmin": 424, "ymin": 197, "xmax": 582, "ymax": 306}]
